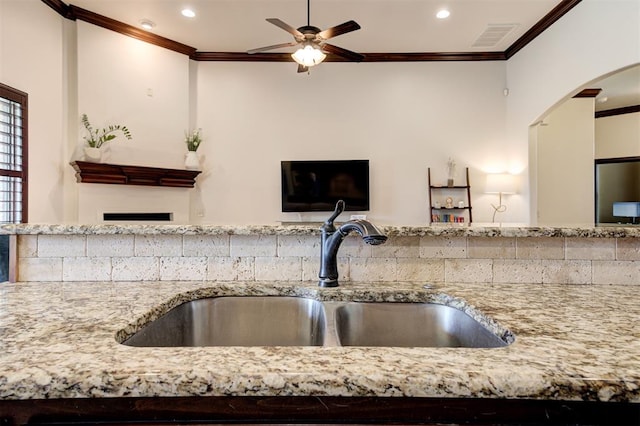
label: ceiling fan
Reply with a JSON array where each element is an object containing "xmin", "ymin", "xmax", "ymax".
[{"xmin": 247, "ymin": 0, "xmax": 364, "ymax": 73}]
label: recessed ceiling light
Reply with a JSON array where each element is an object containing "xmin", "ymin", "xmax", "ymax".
[
  {"xmin": 139, "ymin": 19, "xmax": 155, "ymax": 30},
  {"xmin": 436, "ymin": 9, "xmax": 450, "ymax": 19},
  {"xmin": 181, "ymin": 8, "xmax": 196, "ymax": 18}
]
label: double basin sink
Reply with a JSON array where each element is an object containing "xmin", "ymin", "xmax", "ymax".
[{"xmin": 122, "ymin": 296, "xmax": 511, "ymax": 348}]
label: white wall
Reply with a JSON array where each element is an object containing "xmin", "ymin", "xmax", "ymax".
[
  {"xmin": 1, "ymin": 0, "xmax": 66, "ymax": 223},
  {"xmin": 71, "ymin": 26, "xmax": 512, "ymax": 226},
  {"xmin": 77, "ymin": 185, "xmax": 190, "ymax": 224},
  {"xmin": 196, "ymin": 61, "xmax": 508, "ymax": 225},
  {"xmin": 533, "ymin": 98, "xmax": 595, "ymax": 225},
  {"xmin": 595, "ymin": 112, "xmax": 640, "ymax": 159},
  {"xmin": 505, "ymin": 0, "xmax": 640, "ymax": 224},
  {"xmin": 72, "ymin": 22, "xmax": 193, "ymax": 223},
  {"xmin": 2, "ymin": 0, "xmax": 639, "ymax": 226},
  {"xmin": 76, "ymin": 22, "xmax": 190, "ymax": 169}
]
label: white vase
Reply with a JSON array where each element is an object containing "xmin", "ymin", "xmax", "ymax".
[
  {"xmin": 83, "ymin": 147, "xmax": 102, "ymax": 163},
  {"xmin": 185, "ymin": 151, "xmax": 200, "ymax": 170}
]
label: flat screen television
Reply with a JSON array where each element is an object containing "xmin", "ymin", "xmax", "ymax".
[{"xmin": 281, "ymin": 160, "xmax": 370, "ymax": 212}]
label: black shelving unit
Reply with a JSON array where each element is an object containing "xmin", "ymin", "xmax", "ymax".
[{"xmin": 428, "ymin": 167, "xmax": 472, "ymax": 224}]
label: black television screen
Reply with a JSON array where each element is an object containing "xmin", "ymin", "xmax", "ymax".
[{"xmin": 281, "ymin": 160, "xmax": 370, "ymax": 212}]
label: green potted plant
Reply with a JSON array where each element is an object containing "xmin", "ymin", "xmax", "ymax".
[
  {"xmin": 81, "ymin": 114, "xmax": 132, "ymax": 162},
  {"xmin": 184, "ymin": 128, "xmax": 202, "ymax": 170}
]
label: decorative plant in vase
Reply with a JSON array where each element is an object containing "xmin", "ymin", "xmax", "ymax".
[
  {"xmin": 81, "ymin": 114, "xmax": 132, "ymax": 162},
  {"xmin": 184, "ymin": 128, "xmax": 202, "ymax": 170}
]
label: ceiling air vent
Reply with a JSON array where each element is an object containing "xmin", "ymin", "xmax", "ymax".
[{"xmin": 472, "ymin": 24, "xmax": 519, "ymax": 48}]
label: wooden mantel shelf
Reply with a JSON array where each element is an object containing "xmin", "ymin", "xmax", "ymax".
[{"xmin": 70, "ymin": 161, "xmax": 201, "ymax": 188}]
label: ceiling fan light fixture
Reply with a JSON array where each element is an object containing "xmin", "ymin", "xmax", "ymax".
[{"xmin": 291, "ymin": 44, "xmax": 326, "ymax": 67}]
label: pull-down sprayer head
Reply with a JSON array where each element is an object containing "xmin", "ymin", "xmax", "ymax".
[{"xmin": 338, "ymin": 220, "xmax": 387, "ymax": 245}]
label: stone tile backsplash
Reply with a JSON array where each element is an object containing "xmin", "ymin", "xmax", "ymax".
[{"xmin": 15, "ymin": 234, "xmax": 640, "ymax": 285}]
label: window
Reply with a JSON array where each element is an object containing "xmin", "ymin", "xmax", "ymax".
[{"xmin": 0, "ymin": 83, "xmax": 27, "ymax": 223}]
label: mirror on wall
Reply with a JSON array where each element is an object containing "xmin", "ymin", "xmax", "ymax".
[
  {"xmin": 595, "ymin": 157, "xmax": 640, "ymax": 225},
  {"xmin": 531, "ymin": 64, "xmax": 640, "ymax": 227}
]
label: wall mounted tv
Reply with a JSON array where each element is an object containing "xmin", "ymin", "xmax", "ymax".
[{"xmin": 281, "ymin": 160, "xmax": 370, "ymax": 212}]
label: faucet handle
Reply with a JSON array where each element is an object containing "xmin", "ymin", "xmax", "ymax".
[{"xmin": 324, "ymin": 200, "xmax": 345, "ymax": 228}]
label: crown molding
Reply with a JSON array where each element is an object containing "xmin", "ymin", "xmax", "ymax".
[
  {"xmin": 505, "ymin": 0, "xmax": 582, "ymax": 59},
  {"xmin": 40, "ymin": 0, "xmax": 73, "ymax": 19},
  {"xmin": 573, "ymin": 88, "xmax": 602, "ymax": 98},
  {"xmin": 595, "ymin": 105, "xmax": 640, "ymax": 118},
  {"xmin": 193, "ymin": 51, "xmax": 507, "ymax": 62},
  {"xmin": 40, "ymin": 3, "xmax": 197, "ymax": 56},
  {"xmin": 41, "ymin": 0, "xmax": 581, "ymax": 63},
  {"xmin": 68, "ymin": 5, "xmax": 197, "ymax": 56},
  {"xmin": 573, "ymin": 91, "xmax": 640, "ymax": 117}
]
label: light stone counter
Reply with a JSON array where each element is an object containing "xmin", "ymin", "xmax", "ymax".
[
  {"xmin": 0, "ymin": 280, "xmax": 638, "ymax": 402},
  {"xmin": 2, "ymin": 223, "xmax": 640, "ymax": 238}
]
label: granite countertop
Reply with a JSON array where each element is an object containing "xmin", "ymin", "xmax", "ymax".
[
  {"xmin": 0, "ymin": 280, "xmax": 638, "ymax": 402},
  {"xmin": 1, "ymin": 223, "xmax": 640, "ymax": 238}
]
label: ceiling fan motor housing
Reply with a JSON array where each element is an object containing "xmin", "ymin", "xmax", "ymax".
[{"xmin": 298, "ymin": 25, "xmax": 322, "ymax": 36}]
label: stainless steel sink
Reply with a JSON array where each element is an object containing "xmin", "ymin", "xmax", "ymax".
[
  {"xmin": 123, "ymin": 296, "xmax": 326, "ymax": 347},
  {"xmin": 333, "ymin": 302, "xmax": 508, "ymax": 348},
  {"xmin": 122, "ymin": 296, "xmax": 510, "ymax": 348}
]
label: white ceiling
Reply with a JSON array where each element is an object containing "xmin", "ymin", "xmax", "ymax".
[
  {"xmin": 66, "ymin": 0, "xmax": 639, "ymax": 110},
  {"xmin": 590, "ymin": 64, "xmax": 640, "ymax": 112},
  {"xmin": 70, "ymin": 0, "xmax": 562, "ymax": 53}
]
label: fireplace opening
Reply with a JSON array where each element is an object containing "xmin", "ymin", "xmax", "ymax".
[{"xmin": 103, "ymin": 213, "xmax": 173, "ymax": 222}]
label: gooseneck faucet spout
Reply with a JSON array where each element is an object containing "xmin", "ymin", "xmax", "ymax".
[{"xmin": 319, "ymin": 200, "xmax": 388, "ymax": 287}]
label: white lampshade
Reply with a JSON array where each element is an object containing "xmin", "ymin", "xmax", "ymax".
[
  {"xmin": 485, "ymin": 173, "xmax": 517, "ymax": 194},
  {"xmin": 291, "ymin": 44, "xmax": 327, "ymax": 67}
]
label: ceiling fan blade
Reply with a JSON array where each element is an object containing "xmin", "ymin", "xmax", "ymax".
[
  {"xmin": 317, "ymin": 20, "xmax": 361, "ymax": 40},
  {"xmin": 247, "ymin": 42, "xmax": 298, "ymax": 54},
  {"xmin": 266, "ymin": 18, "xmax": 303, "ymax": 37},
  {"xmin": 297, "ymin": 64, "xmax": 309, "ymax": 73},
  {"xmin": 322, "ymin": 43, "xmax": 365, "ymax": 62}
]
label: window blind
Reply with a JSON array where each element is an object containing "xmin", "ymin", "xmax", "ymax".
[{"xmin": 0, "ymin": 84, "xmax": 28, "ymax": 224}]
